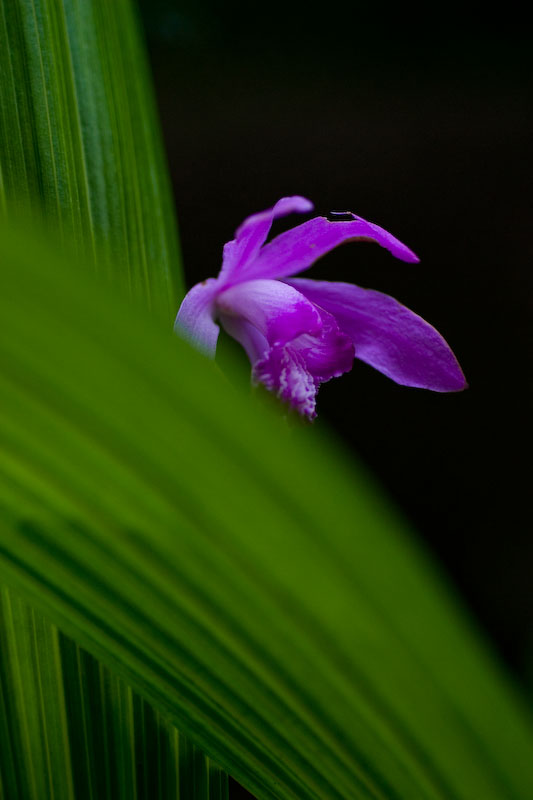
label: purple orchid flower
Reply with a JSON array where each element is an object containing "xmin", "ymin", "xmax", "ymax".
[{"xmin": 175, "ymin": 196, "xmax": 466, "ymax": 419}]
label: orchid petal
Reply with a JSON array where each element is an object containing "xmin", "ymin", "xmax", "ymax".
[
  {"xmin": 219, "ymin": 196, "xmax": 314, "ymax": 280},
  {"xmin": 174, "ymin": 279, "xmax": 220, "ymax": 357},
  {"xmin": 219, "ymin": 314, "xmax": 269, "ymax": 364},
  {"xmin": 287, "ymin": 278, "xmax": 467, "ymax": 392},
  {"xmin": 247, "ymin": 214, "xmax": 419, "ymax": 281},
  {"xmin": 216, "ymin": 279, "xmax": 322, "ymax": 346},
  {"xmin": 254, "ymin": 345, "xmax": 318, "ymax": 420}
]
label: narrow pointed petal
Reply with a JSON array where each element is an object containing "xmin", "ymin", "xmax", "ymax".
[
  {"xmin": 247, "ymin": 214, "xmax": 419, "ymax": 281},
  {"xmin": 219, "ymin": 196, "xmax": 314, "ymax": 280},
  {"xmin": 216, "ymin": 279, "xmax": 322, "ymax": 346},
  {"xmin": 174, "ymin": 279, "xmax": 221, "ymax": 357},
  {"xmin": 254, "ymin": 345, "xmax": 318, "ymax": 419},
  {"xmin": 287, "ymin": 278, "xmax": 467, "ymax": 391}
]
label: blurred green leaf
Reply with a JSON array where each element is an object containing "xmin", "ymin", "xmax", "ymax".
[
  {"xmin": 0, "ymin": 587, "xmax": 228, "ymax": 800},
  {"xmin": 0, "ymin": 0, "xmax": 182, "ymax": 319},
  {"xmin": 0, "ymin": 223, "xmax": 532, "ymax": 800}
]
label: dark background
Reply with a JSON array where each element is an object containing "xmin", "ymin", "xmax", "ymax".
[{"xmin": 138, "ymin": 2, "xmax": 532, "ymax": 795}]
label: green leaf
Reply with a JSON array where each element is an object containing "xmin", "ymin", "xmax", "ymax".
[
  {"xmin": 0, "ymin": 586, "xmax": 228, "ymax": 799},
  {"xmin": 0, "ymin": 222, "xmax": 532, "ymax": 800},
  {"xmin": 0, "ymin": 2, "xmax": 222, "ymax": 795},
  {"xmin": 0, "ymin": 0, "xmax": 182, "ymax": 319}
]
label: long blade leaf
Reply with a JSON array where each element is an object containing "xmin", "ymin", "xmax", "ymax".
[
  {"xmin": 0, "ymin": 0, "xmax": 182, "ymax": 318},
  {"xmin": 0, "ymin": 2, "xmax": 223, "ymax": 794},
  {"xmin": 0, "ymin": 224, "xmax": 532, "ymax": 799},
  {"xmin": 0, "ymin": 586, "xmax": 228, "ymax": 799}
]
